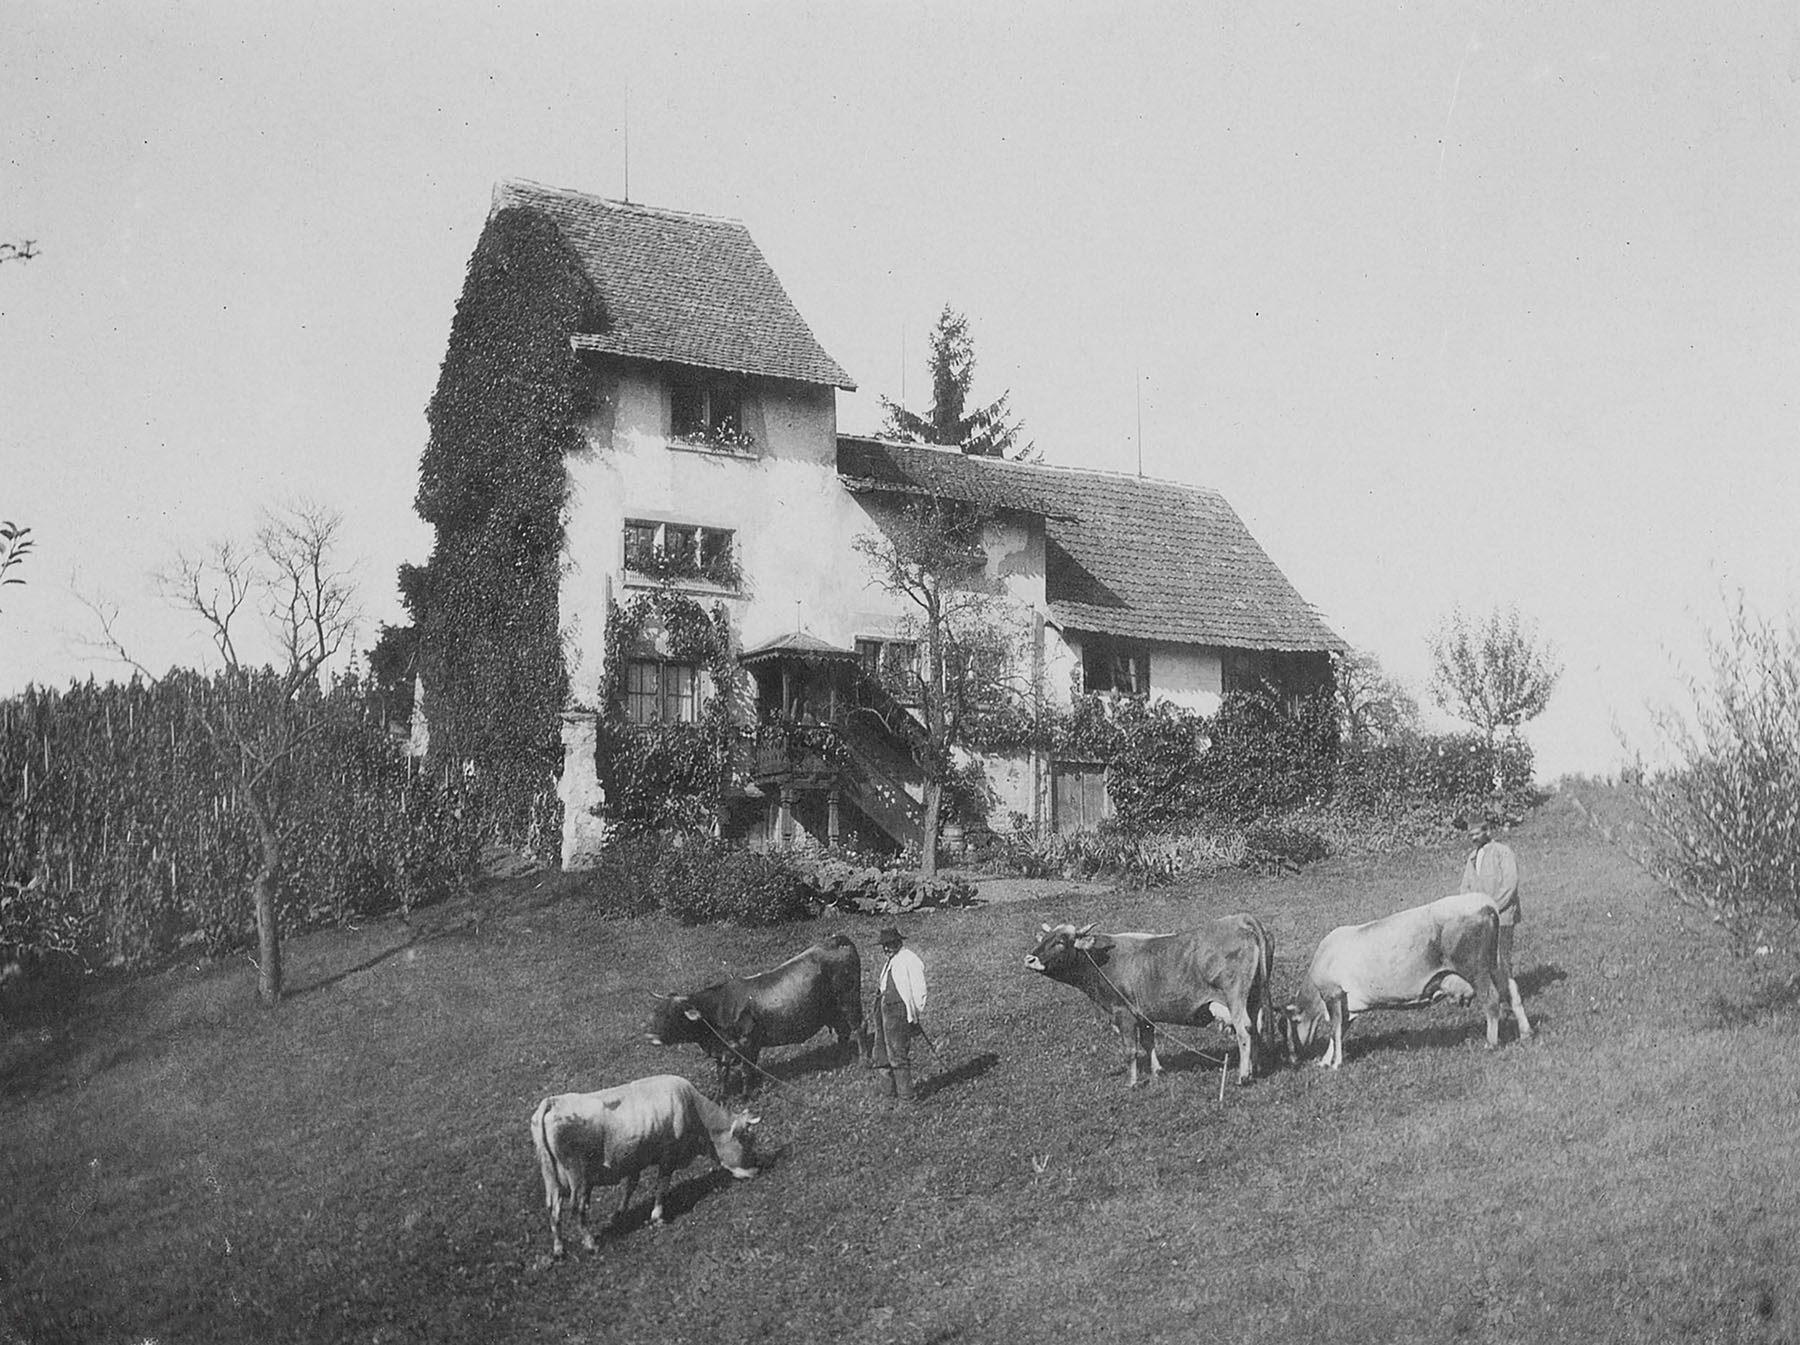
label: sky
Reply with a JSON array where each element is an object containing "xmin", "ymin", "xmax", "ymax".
[{"xmin": 3, "ymin": 1, "xmax": 1796, "ymax": 781}]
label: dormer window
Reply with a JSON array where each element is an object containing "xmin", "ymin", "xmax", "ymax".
[{"xmin": 670, "ymin": 378, "xmax": 752, "ymax": 451}]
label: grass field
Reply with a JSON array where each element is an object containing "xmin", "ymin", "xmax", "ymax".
[{"xmin": 5, "ymin": 789, "xmax": 1800, "ymax": 1345}]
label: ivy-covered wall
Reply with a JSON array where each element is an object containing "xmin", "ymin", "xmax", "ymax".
[{"xmin": 404, "ymin": 206, "xmax": 596, "ymax": 853}]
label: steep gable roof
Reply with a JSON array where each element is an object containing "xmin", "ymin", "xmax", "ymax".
[
  {"xmin": 836, "ymin": 438, "xmax": 1345, "ymax": 653},
  {"xmin": 491, "ymin": 179, "xmax": 856, "ymax": 390}
]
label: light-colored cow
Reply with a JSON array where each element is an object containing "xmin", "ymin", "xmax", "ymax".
[
  {"xmin": 530, "ymin": 1074, "xmax": 759, "ymax": 1258},
  {"xmin": 1285, "ymin": 891, "xmax": 1533, "ymax": 1069}
]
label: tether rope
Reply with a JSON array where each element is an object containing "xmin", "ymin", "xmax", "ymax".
[{"xmin": 1080, "ymin": 948, "xmax": 1237, "ymax": 1073}]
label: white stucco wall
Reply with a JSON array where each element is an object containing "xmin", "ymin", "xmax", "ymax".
[
  {"xmin": 1144, "ymin": 642, "xmax": 1225, "ymax": 716},
  {"xmin": 1053, "ymin": 631, "xmax": 1225, "ymax": 717}
]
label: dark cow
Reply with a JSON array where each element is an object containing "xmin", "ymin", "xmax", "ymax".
[
  {"xmin": 530, "ymin": 1074, "xmax": 759, "ymax": 1258},
  {"xmin": 1024, "ymin": 916, "xmax": 1277, "ymax": 1088},
  {"xmin": 645, "ymin": 934, "xmax": 868, "ymax": 1095},
  {"xmin": 1284, "ymin": 890, "xmax": 1533, "ymax": 1070}
]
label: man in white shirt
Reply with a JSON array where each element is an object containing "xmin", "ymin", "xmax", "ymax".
[
  {"xmin": 872, "ymin": 925, "xmax": 927, "ymax": 1104},
  {"xmin": 1458, "ymin": 812, "xmax": 1533, "ymax": 1039}
]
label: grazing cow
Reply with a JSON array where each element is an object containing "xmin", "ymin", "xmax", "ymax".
[
  {"xmin": 530, "ymin": 1074, "xmax": 759, "ymax": 1258},
  {"xmin": 1024, "ymin": 916, "xmax": 1277, "ymax": 1088},
  {"xmin": 1284, "ymin": 890, "xmax": 1534, "ymax": 1070},
  {"xmin": 644, "ymin": 934, "xmax": 868, "ymax": 1095}
]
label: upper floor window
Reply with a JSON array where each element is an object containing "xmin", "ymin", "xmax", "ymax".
[
  {"xmin": 1083, "ymin": 638, "xmax": 1150, "ymax": 696},
  {"xmin": 856, "ymin": 637, "xmax": 920, "ymax": 702},
  {"xmin": 623, "ymin": 520, "xmax": 739, "ymax": 589},
  {"xmin": 625, "ymin": 659, "xmax": 700, "ymax": 725},
  {"xmin": 670, "ymin": 378, "xmax": 753, "ymax": 452}
]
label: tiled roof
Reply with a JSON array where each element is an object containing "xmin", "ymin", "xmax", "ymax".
[
  {"xmin": 836, "ymin": 438, "xmax": 1345, "ymax": 653},
  {"xmin": 491, "ymin": 180, "xmax": 856, "ymax": 390}
]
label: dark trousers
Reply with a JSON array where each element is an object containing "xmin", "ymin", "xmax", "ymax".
[{"xmin": 872, "ymin": 990, "xmax": 915, "ymax": 1100}]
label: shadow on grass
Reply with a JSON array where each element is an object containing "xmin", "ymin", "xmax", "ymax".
[
  {"xmin": 1706, "ymin": 972, "xmax": 1800, "ymax": 1028},
  {"xmin": 762, "ymin": 1038, "xmax": 866, "ymax": 1086},
  {"xmin": 285, "ymin": 934, "xmax": 417, "ymax": 1000},
  {"xmin": 1518, "ymin": 964, "xmax": 1568, "ymax": 996},
  {"xmin": 1353, "ymin": 1015, "xmax": 1537, "ymax": 1062},
  {"xmin": 604, "ymin": 1166, "xmax": 749, "ymax": 1235},
  {"xmin": 916, "ymin": 1050, "xmax": 1000, "ymax": 1099}
]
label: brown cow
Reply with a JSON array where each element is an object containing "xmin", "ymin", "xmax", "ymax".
[
  {"xmin": 1024, "ymin": 916, "xmax": 1276, "ymax": 1087},
  {"xmin": 645, "ymin": 934, "xmax": 868, "ymax": 1096}
]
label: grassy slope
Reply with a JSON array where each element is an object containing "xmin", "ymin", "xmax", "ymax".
[{"xmin": 4, "ymin": 792, "xmax": 1799, "ymax": 1345}]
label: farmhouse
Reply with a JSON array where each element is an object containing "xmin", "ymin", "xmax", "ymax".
[{"xmin": 408, "ymin": 179, "xmax": 1344, "ymax": 866}]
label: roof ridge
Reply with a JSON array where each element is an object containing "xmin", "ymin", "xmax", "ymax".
[
  {"xmin": 838, "ymin": 434, "xmax": 1225, "ymax": 498},
  {"xmin": 492, "ymin": 178, "xmax": 749, "ymax": 229}
]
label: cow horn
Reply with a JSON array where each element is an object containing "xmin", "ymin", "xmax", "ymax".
[
  {"xmin": 650, "ymin": 991, "xmax": 673, "ymax": 1001},
  {"xmin": 1039, "ymin": 923, "xmax": 1054, "ymax": 934},
  {"xmin": 1076, "ymin": 922, "xmax": 1098, "ymax": 937}
]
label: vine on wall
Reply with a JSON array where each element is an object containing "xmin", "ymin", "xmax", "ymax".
[
  {"xmin": 404, "ymin": 206, "xmax": 595, "ymax": 853},
  {"xmin": 596, "ymin": 588, "xmax": 749, "ymax": 836}
]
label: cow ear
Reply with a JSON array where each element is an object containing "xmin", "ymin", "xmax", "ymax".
[
  {"xmin": 1038, "ymin": 923, "xmax": 1054, "ymax": 934},
  {"xmin": 733, "ymin": 1005, "xmax": 756, "ymax": 1036},
  {"xmin": 682, "ymin": 1007, "xmax": 704, "ymax": 1022}
]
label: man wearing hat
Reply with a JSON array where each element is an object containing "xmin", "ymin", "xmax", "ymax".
[
  {"xmin": 872, "ymin": 925, "xmax": 928, "ymax": 1103},
  {"xmin": 1458, "ymin": 812, "xmax": 1533, "ymax": 1037}
]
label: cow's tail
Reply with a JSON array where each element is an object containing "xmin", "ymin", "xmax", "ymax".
[
  {"xmin": 1253, "ymin": 918, "xmax": 1278, "ymax": 1072},
  {"xmin": 531, "ymin": 1098, "xmax": 565, "ymax": 1208}
]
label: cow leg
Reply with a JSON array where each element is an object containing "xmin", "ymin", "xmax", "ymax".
[
  {"xmin": 1117, "ymin": 1011, "xmax": 1148, "ymax": 1087},
  {"xmin": 1495, "ymin": 924, "xmax": 1533, "ymax": 1040},
  {"xmin": 1481, "ymin": 970, "xmax": 1503, "ymax": 1050},
  {"xmin": 1143, "ymin": 1021, "xmax": 1162, "ymax": 1081},
  {"xmin": 544, "ymin": 1179, "xmax": 566, "ymax": 1260},
  {"xmin": 1324, "ymin": 992, "xmax": 1347, "ymax": 1070},
  {"xmin": 1507, "ymin": 978, "xmax": 1533, "ymax": 1040},
  {"xmin": 574, "ymin": 1180, "xmax": 598, "ymax": 1253},
  {"xmin": 649, "ymin": 1164, "xmax": 673, "ymax": 1227},
  {"xmin": 1233, "ymin": 1011, "xmax": 1256, "ymax": 1084},
  {"xmin": 613, "ymin": 1171, "xmax": 639, "ymax": 1230}
]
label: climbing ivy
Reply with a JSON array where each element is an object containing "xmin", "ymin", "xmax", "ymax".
[
  {"xmin": 596, "ymin": 588, "xmax": 749, "ymax": 836},
  {"xmin": 404, "ymin": 206, "xmax": 596, "ymax": 854}
]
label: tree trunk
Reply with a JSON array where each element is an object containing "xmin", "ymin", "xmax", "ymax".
[
  {"xmin": 251, "ymin": 808, "xmax": 283, "ymax": 1005},
  {"xmin": 920, "ymin": 778, "xmax": 942, "ymax": 880}
]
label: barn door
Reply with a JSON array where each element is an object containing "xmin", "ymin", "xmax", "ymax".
[{"xmin": 1052, "ymin": 762, "xmax": 1111, "ymax": 834}]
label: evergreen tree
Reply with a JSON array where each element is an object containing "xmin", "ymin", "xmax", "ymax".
[{"xmin": 881, "ymin": 306, "xmax": 1033, "ymax": 459}]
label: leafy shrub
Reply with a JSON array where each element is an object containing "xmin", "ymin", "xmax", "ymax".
[
  {"xmin": 576, "ymin": 834, "xmax": 814, "ymax": 926},
  {"xmin": 1239, "ymin": 823, "xmax": 1329, "ymax": 874},
  {"xmin": 1335, "ymin": 730, "xmax": 1534, "ymax": 818}
]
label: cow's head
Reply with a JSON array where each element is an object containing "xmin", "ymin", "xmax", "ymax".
[
  {"xmin": 1024, "ymin": 922, "xmax": 1112, "ymax": 977},
  {"xmin": 713, "ymin": 1110, "xmax": 762, "ymax": 1180},
  {"xmin": 644, "ymin": 992, "xmax": 709, "ymax": 1047},
  {"xmin": 1280, "ymin": 982, "xmax": 1329, "ymax": 1060},
  {"xmin": 645, "ymin": 992, "xmax": 758, "ymax": 1054}
]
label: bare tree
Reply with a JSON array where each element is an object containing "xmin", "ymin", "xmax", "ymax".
[
  {"xmin": 0, "ymin": 521, "xmax": 33, "ymax": 611},
  {"xmin": 855, "ymin": 497, "xmax": 1013, "ymax": 876},
  {"xmin": 85, "ymin": 501, "xmax": 359, "ymax": 1003},
  {"xmin": 1428, "ymin": 604, "xmax": 1562, "ymax": 750}
]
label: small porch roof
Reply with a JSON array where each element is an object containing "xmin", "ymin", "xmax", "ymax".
[{"xmin": 737, "ymin": 631, "xmax": 863, "ymax": 667}]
